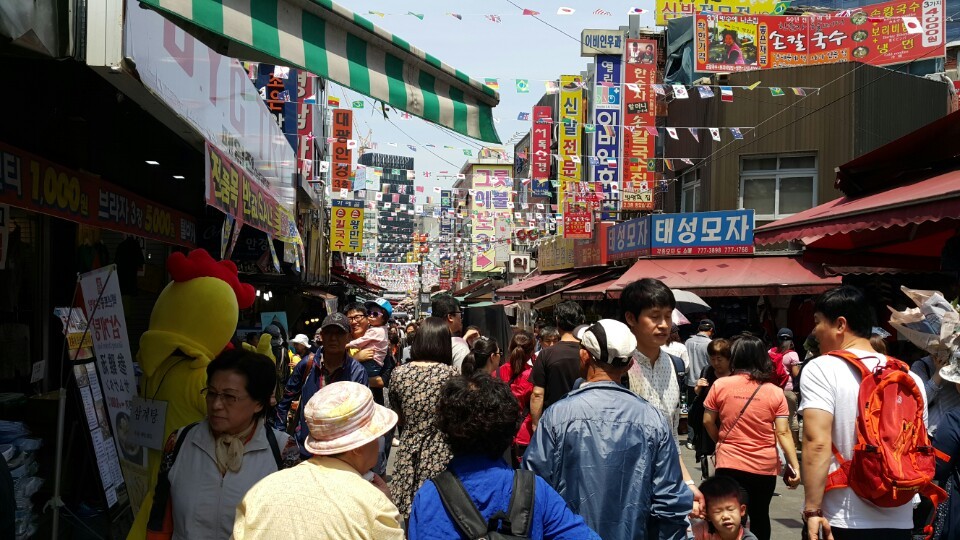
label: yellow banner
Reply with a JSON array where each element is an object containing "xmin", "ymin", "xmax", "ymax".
[
  {"xmin": 330, "ymin": 199, "xmax": 364, "ymax": 253},
  {"xmin": 558, "ymin": 75, "xmax": 583, "ymax": 236},
  {"xmin": 655, "ymin": 0, "xmax": 787, "ymax": 25}
]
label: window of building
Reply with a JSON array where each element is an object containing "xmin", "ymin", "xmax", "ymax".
[
  {"xmin": 680, "ymin": 169, "xmax": 701, "ymax": 213},
  {"xmin": 739, "ymin": 154, "xmax": 816, "ymax": 220}
]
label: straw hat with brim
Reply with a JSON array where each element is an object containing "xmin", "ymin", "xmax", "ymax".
[{"xmin": 303, "ymin": 381, "xmax": 398, "ymax": 456}]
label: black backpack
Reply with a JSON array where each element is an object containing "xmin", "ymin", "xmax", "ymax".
[
  {"xmin": 433, "ymin": 469, "xmax": 536, "ymax": 539},
  {"xmin": 666, "ymin": 353, "xmax": 686, "ymax": 398}
]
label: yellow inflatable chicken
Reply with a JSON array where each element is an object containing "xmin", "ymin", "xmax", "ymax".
[{"xmin": 128, "ymin": 248, "xmax": 255, "ymax": 539}]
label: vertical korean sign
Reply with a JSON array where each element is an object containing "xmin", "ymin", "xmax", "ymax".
[
  {"xmin": 531, "ymin": 106, "xmax": 552, "ymax": 197},
  {"xmin": 80, "ymin": 265, "xmax": 141, "ymax": 508},
  {"xmin": 330, "ymin": 199, "xmax": 364, "ymax": 252},
  {"xmin": 621, "ymin": 39, "xmax": 658, "ymax": 211},
  {"xmin": 593, "ymin": 55, "xmax": 622, "ymax": 220},
  {"xmin": 558, "ymin": 75, "xmax": 583, "ymax": 232},
  {"xmin": 472, "ymin": 168, "xmax": 511, "ymax": 271},
  {"xmin": 297, "ymin": 72, "xmax": 315, "ymax": 181},
  {"xmin": 331, "ymin": 110, "xmax": 354, "ymax": 191}
]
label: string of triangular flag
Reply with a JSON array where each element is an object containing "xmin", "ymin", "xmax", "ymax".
[{"xmin": 367, "ymin": 8, "xmax": 648, "ymax": 19}]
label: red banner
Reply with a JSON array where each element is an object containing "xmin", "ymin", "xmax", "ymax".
[
  {"xmin": 574, "ymin": 222, "xmax": 610, "ymax": 268},
  {"xmin": 621, "ymin": 38, "xmax": 658, "ymax": 211},
  {"xmin": 696, "ymin": 0, "xmax": 945, "ymax": 73},
  {"xmin": 531, "ymin": 106, "xmax": 551, "ymax": 183},
  {"xmin": 563, "ymin": 203, "xmax": 593, "ymax": 240},
  {"xmin": 0, "ymin": 141, "xmax": 196, "ymax": 247},
  {"xmin": 331, "ymin": 109, "xmax": 353, "ymax": 191}
]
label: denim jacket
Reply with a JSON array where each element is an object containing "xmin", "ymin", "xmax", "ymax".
[{"xmin": 522, "ymin": 381, "xmax": 692, "ymax": 540}]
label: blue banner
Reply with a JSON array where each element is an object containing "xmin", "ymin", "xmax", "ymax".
[
  {"xmin": 593, "ymin": 55, "xmax": 622, "ymax": 220},
  {"xmin": 607, "ymin": 216, "xmax": 650, "ymax": 261},
  {"xmin": 650, "ymin": 209, "xmax": 755, "ymax": 256}
]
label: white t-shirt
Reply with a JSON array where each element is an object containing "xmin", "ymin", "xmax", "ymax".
[
  {"xmin": 798, "ymin": 349, "xmax": 928, "ymax": 530},
  {"xmin": 661, "ymin": 341, "xmax": 690, "ymax": 371}
]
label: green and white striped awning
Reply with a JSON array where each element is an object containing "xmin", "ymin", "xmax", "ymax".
[{"xmin": 139, "ymin": 0, "xmax": 501, "ymax": 143}]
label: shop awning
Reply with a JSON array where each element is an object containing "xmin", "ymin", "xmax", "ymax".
[
  {"xmin": 331, "ymin": 268, "xmax": 385, "ymax": 294},
  {"xmin": 754, "ymin": 169, "xmax": 960, "ymax": 247},
  {"xmin": 561, "ymin": 278, "xmax": 619, "ymax": 301},
  {"xmin": 496, "ymin": 272, "xmax": 573, "ymax": 299},
  {"xmin": 607, "ymin": 257, "xmax": 841, "ymax": 298},
  {"xmin": 451, "ymin": 278, "xmax": 491, "ymax": 297},
  {"xmin": 520, "ymin": 270, "xmax": 614, "ymax": 309},
  {"xmin": 140, "ymin": 0, "xmax": 500, "ymax": 142}
]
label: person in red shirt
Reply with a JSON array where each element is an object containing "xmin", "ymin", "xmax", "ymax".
[{"xmin": 498, "ymin": 331, "xmax": 536, "ymax": 466}]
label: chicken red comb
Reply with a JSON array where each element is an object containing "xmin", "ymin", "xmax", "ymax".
[{"xmin": 166, "ymin": 249, "xmax": 256, "ymax": 309}]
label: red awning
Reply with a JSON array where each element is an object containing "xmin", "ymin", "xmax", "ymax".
[
  {"xmin": 332, "ymin": 268, "xmax": 386, "ymax": 293},
  {"xmin": 520, "ymin": 270, "xmax": 613, "ymax": 309},
  {"xmin": 755, "ymin": 169, "xmax": 960, "ymax": 246},
  {"xmin": 562, "ymin": 278, "xmax": 619, "ymax": 301},
  {"xmin": 496, "ymin": 272, "xmax": 572, "ymax": 299},
  {"xmin": 607, "ymin": 257, "xmax": 840, "ymax": 298}
]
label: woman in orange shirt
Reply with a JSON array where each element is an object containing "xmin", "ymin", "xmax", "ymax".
[{"xmin": 702, "ymin": 335, "xmax": 800, "ymax": 540}]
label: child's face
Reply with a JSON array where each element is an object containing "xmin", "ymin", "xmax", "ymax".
[{"xmin": 707, "ymin": 496, "xmax": 746, "ymax": 537}]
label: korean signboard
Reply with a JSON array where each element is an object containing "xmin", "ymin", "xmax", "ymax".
[
  {"xmin": 607, "ymin": 216, "xmax": 652, "ymax": 261},
  {"xmin": 531, "ymin": 106, "xmax": 552, "ymax": 197},
  {"xmin": 205, "ymin": 143, "xmax": 301, "ymax": 244},
  {"xmin": 254, "ymin": 64, "xmax": 298, "ymax": 150},
  {"xmin": 651, "ymin": 209, "xmax": 754, "ymax": 255},
  {"xmin": 558, "ymin": 75, "xmax": 583, "ymax": 219},
  {"xmin": 0, "ymin": 141, "xmax": 196, "ymax": 247},
  {"xmin": 656, "ymin": 0, "xmax": 787, "ymax": 25},
  {"xmin": 297, "ymin": 71, "xmax": 316, "ymax": 182},
  {"xmin": 331, "ymin": 109, "xmax": 354, "ymax": 191},
  {"xmin": 695, "ymin": 1, "xmax": 945, "ymax": 73},
  {"xmin": 563, "ymin": 202, "xmax": 593, "ymax": 240},
  {"xmin": 471, "ymin": 167, "xmax": 512, "ymax": 272},
  {"xmin": 330, "ymin": 199, "xmax": 364, "ymax": 252},
  {"xmin": 581, "ymin": 29, "xmax": 626, "ymax": 55},
  {"xmin": 593, "ymin": 55, "xmax": 622, "ymax": 219},
  {"xmin": 539, "ymin": 236, "xmax": 576, "ymax": 271},
  {"xmin": 575, "ymin": 221, "xmax": 610, "ymax": 268},
  {"xmin": 621, "ymin": 39, "xmax": 658, "ymax": 211}
]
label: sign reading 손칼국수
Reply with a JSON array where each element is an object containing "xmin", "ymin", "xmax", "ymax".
[{"xmin": 330, "ymin": 199, "xmax": 364, "ymax": 252}]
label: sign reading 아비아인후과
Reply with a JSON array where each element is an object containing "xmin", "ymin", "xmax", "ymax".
[{"xmin": 650, "ymin": 209, "xmax": 754, "ymax": 255}]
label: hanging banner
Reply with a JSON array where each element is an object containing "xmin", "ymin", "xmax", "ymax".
[
  {"xmin": 564, "ymin": 202, "xmax": 593, "ymax": 240},
  {"xmin": 531, "ymin": 106, "xmax": 552, "ymax": 196},
  {"xmin": 575, "ymin": 222, "xmax": 610, "ymax": 268},
  {"xmin": 471, "ymin": 168, "xmax": 512, "ymax": 272},
  {"xmin": 558, "ymin": 75, "xmax": 583, "ymax": 229},
  {"xmin": 650, "ymin": 209, "xmax": 755, "ymax": 255},
  {"xmin": 331, "ymin": 109, "xmax": 354, "ymax": 191},
  {"xmin": 656, "ymin": 0, "xmax": 788, "ymax": 25},
  {"xmin": 330, "ymin": 199, "xmax": 364, "ymax": 252},
  {"xmin": 621, "ymin": 39, "xmax": 658, "ymax": 211},
  {"xmin": 593, "ymin": 55, "xmax": 622, "ymax": 220},
  {"xmin": 695, "ymin": 2, "xmax": 945, "ymax": 73}
]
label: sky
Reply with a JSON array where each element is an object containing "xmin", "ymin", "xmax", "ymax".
[{"xmin": 330, "ymin": 0, "xmax": 660, "ymax": 195}]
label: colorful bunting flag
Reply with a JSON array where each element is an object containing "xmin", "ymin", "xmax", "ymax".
[
  {"xmin": 594, "ymin": 9, "xmax": 612, "ymax": 15},
  {"xmin": 351, "ymin": 100, "xmax": 364, "ymax": 109},
  {"xmin": 652, "ymin": 84, "xmax": 666, "ymax": 95},
  {"xmin": 672, "ymin": 85, "xmax": 689, "ymax": 99},
  {"xmin": 517, "ymin": 112, "xmax": 530, "ymax": 121},
  {"xmin": 697, "ymin": 86, "xmax": 714, "ymax": 99},
  {"xmin": 522, "ymin": 8, "xmax": 540, "ymax": 15},
  {"xmin": 720, "ymin": 86, "xmax": 734, "ymax": 102},
  {"xmin": 645, "ymin": 126, "xmax": 659, "ymax": 137},
  {"xmin": 747, "ymin": 81, "xmax": 762, "ymax": 90},
  {"xmin": 407, "ymin": 144, "xmax": 417, "ymax": 151},
  {"xmin": 681, "ymin": 158, "xmax": 694, "ymax": 165},
  {"xmin": 327, "ymin": 96, "xmax": 341, "ymax": 107},
  {"xmin": 463, "ymin": 149, "xmax": 473, "ymax": 156},
  {"xmin": 486, "ymin": 15, "xmax": 502, "ymax": 23},
  {"xmin": 447, "ymin": 13, "xmax": 462, "ymax": 20},
  {"xmin": 627, "ymin": 7, "xmax": 647, "ymax": 14},
  {"xmin": 584, "ymin": 124, "xmax": 597, "ymax": 133},
  {"xmin": 516, "ymin": 79, "xmax": 530, "ymax": 93},
  {"xmin": 792, "ymin": 87, "xmax": 806, "ymax": 96},
  {"xmin": 666, "ymin": 127, "xmax": 679, "ymax": 140},
  {"xmin": 710, "ymin": 128, "xmax": 720, "ymax": 141},
  {"xmin": 484, "ymin": 78, "xmax": 500, "ymax": 90},
  {"xmin": 688, "ymin": 128, "xmax": 699, "ymax": 142},
  {"xmin": 368, "ymin": 11, "xmax": 385, "ymax": 17},
  {"xmin": 557, "ymin": 7, "xmax": 575, "ymax": 15},
  {"xmin": 770, "ymin": 87, "xmax": 785, "ymax": 96},
  {"xmin": 730, "ymin": 128, "xmax": 743, "ymax": 140},
  {"xmin": 664, "ymin": 159, "xmax": 674, "ymax": 171},
  {"xmin": 407, "ymin": 12, "xmax": 424, "ymax": 20},
  {"xmin": 545, "ymin": 81, "xmax": 559, "ymax": 94}
]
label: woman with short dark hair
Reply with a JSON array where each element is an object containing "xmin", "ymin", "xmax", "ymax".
[
  {"xmin": 147, "ymin": 349, "xmax": 299, "ymax": 539},
  {"xmin": 388, "ymin": 317, "xmax": 458, "ymax": 519},
  {"xmin": 702, "ymin": 335, "xmax": 800, "ymax": 540},
  {"xmin": 407, "ymin": 375, "xmax": 599, "ymax": 539}
]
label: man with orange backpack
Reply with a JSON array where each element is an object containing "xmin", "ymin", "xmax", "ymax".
[{"xmin": 799, "ymin": 286, "xmax": 944, "ymax": 540}]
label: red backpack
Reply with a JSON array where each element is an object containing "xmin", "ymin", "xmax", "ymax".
[{"xmin": 824, "ymin": 350, "xmax": 946, "ymax": 509}]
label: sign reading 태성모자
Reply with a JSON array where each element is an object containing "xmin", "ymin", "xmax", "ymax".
[
  {"xmin": 656, "ymin": 0, "xmax": 788, "ymax": 25},
  {"xmin": 559, "ymin": 75, "xmax": 583, "ymax": 232},
  {"xmin": 593, "ymin": 54, "xmax": 622, "ymax": 220},
  {"xmin": 621, "ymin": 39, "xmax": 658, "ymax": 211},
  {"xmin": 607, "ymin": 216, "xmax": 652, "ymax": 261},
  {"xmin": 651, "ymin": 209, "xmax": 754, "ymax": 255},
  {"xmin": 581, "ymin": 29, "xmax": 626, "ymax": 55},
  {"xmin": 0, "ymin": 141, "xmax": 197, "ymax": 247},
  {"xmin": 205, "ymin": 142, "xmax": 301, "ymax": 244},
  {"xmin": 330, "ymin": 199, "xmax": 364, "ymax": 252},
  {"xmin": 695, "ymin": 0, "xmax": 945, "ymax": 73},
  {"xmin": 531, "ymin": 106, "xmax": 552, "ymax": 197}
]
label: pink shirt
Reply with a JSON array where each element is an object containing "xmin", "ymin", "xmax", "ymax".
[
  {"xmin": 347, "ymin": 326, "xmax": 389, "ymax": 365},
  {"xmin": 704, "ymin": 373, "xmax": 788, "ymax": 476}
]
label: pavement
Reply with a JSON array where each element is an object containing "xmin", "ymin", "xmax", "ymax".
[{"xmin": 679, "ymin": 443, "xmax": 804, "ymax": 539}]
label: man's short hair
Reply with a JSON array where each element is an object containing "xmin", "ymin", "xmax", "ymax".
[
  {"xmin": 619, "ymin": 278, "xmax": 676, "ymax": 317},
  {"xmin": 540, "ymin": 326, "xmax": 560, "ymax": 340},
  {"xmin": 431, "ymin": 294, "xmax": 461, "ymax": 319},
  {"xmin": 342, "ymin": 302, "xmax": 367, "ymax": 315},
  {"xmin": 815, "ymin": 285, "xmax": 875, "ymax": 338},
  {"xmin": 554, "ymin": 301, "xmax": 585, "ymax": 333},
  {"xmin": 699, "ymin": 475, "xmax": 746, "ymax": 508}
]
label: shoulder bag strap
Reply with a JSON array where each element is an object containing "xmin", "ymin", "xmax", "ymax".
[
  {"xmin": 506, "ymin": 470, "xmax": 536, "ymax": 537},
  {"xmin": 432, "ymin": 471, "xmax": 489, "ymax": 539},
  {"xmin": 147, "ymin": 422, "xmax": 198, "ymax": 530},
  {"xmin": 264, "ymin": 423, "xmax": 282, "ymax": 469},
  {"xmin": 715, "ymin": 382, "xmax": 764, "ymax": 452}
]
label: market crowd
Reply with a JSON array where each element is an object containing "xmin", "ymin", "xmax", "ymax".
[{"xmin": 135, "ymin": 279, "xmax": 960, "ymax": 540}]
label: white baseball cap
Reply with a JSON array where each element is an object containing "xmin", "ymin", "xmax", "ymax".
[{"xmin": 576, "ymin": 319, "xmax": 637, "ymax": 367}]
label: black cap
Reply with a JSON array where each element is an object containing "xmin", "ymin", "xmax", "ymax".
[
  {"xmin": 778, "ymin": 328, "xmax": 794, "ymax": 341},
  {"xmin": 698, "ymin": 319, "xmax": 715, "ymax": 331}
]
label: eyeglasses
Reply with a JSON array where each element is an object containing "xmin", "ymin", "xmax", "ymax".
[
  {"xmin": 347, "ymin": 314, "xmax": 367, "ymax": 322},
  {"xmin": 200, "ymin": 388, "xmax": 249, "ymax": 406},
  {"xmin": 368, "ymin": 311, "xmax": 385, "ymax": 318}
]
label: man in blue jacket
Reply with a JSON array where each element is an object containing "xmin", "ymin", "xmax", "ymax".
[{"xmin": 522, "ymin": 319, "xmax": 692, "ymax": 540}]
